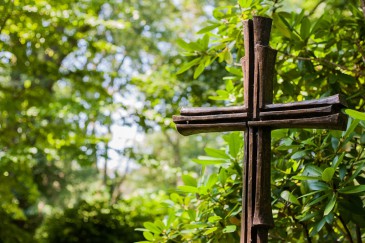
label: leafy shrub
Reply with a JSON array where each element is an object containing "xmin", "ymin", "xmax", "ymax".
[{"xmin": 37, "ymin": 197, "xmax": 166, "ymax": 243}]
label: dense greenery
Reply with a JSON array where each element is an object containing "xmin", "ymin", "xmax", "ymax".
[
  {"xmin": 137, "ymin": 0, "xmax": 365, "ymax": 242},
  {"xmin": 1, "ymin": 0, "xmax": 364, "ymax": 242}
]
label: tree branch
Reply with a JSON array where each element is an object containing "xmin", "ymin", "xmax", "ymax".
[
  {"xmin": 280, "ymin": 51, "xmax": 365, "ymax": 76},
  {"xmin": 338, "ymin": 214, "xmax": 354, "ymax": 243}
]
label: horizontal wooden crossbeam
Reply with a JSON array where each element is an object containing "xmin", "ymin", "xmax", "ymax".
[{"xmin": 173, "ymin": 94, "xmax": 347, "ymax": 135}]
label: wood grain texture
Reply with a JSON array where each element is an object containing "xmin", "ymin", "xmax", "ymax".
[
  {"xmin": 243, "ymin": 19, "xmax": 254, "ymax": 112},
  {"xmin": 264, "ymin": 94, "xmax": 347, "ymax": 111},
  {"xmin": 175, "ymin": 123, "xmax": 246, "ymax": 136},
  {"xmin": 248, "ymin": 113, "xmax": 347, "ymax": 130},
  {"xmin": 253, "ymin": 128, "xmax": 274, "ymax": 227},
  {"xmin": 180, "ymin": 106, "xmax": 246, "ymax": 116}
]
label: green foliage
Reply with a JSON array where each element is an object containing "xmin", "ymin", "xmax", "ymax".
[
  {"xmin": 0, "ymin": 0, "xmax": 215, "ymax": 240},
  {"xmin": 138, "ymin": 0, "xmax": 365, "ymax": 242},
  {"xmin": 36, "ymin": 196, "xmax": 166, "ymax": 243}
]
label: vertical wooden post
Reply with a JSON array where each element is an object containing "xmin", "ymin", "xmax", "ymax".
[{"xmin": 241, "ymin": 16, "xmax": 276, "ymax": 243}]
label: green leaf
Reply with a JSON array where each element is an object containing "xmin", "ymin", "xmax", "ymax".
[
  {"xmin": 339, "ymin": 166, "xmax": 346, "ymax": 181},
  {"xmin": 303, "ymin": 165, "xmax": 323, "ymax": 177},
  {"xmin": 300, "ymin": 16, "xmax": 311, "ymax": 39},
  {"xmin": 176, "ymin": 58, "xmax": 200, "ymax": 75},
  {"xmin": 292, "ymin": 175, "xmax": 321, "ymax": 180},
  {"xmin": 143, "ymin": 231, "xmax": 154, "ymax": 241},
  {"xmin": 332, "ymin": 153, "xmax": 345, "ymax": 169},
  {"xmin": 281, "ymin": 190, "xmax": 301, "ymax": 205},
  {"xmin": 238, "ymin": 0, "xmax": 253, "ymax": 8},
  {"xmin": 204, "ymin": 147, "xmax": 230, "ymax": 159},
  {"xmin": 206, "ymin": 174, "xmax": 218, "ymax": 189},
  {"xmin": 223, "ymin": 225, "xmax": 237, "ymax": 233},
  {"xmin": 192, "ymin": 156, "xmax": 226, "ymax": 165},
  {"xmin": 176, "ymin": 38, "xmax": 194, "ymax": 51},
  {"xmin": 178, "ymin": 185, "xmax": 199, "ymax": 194},
  {"xmin": 194, "ymin": 62, "xmax": 205, "ymax": 79},
  {"xmin": 310, "ymin": 217, "xmax": 326, "ymax": 236},
  {"xmin": 218, "ymin": 168, "xmax": 228, "ymax": 185},
  {"xmin": 322, "ymin": 167, "xmax": 335, "ymax": 182},
  {"xmin": 197, "ymin": 23, "xmax": 220, "ymax": 34},
  {"xmin": 298, "ymin": 212, "xmax": 319, "ymax": 222},
  {"xmin": 308, "ymin": 181, "xmax": 329, "ymax": 191},
  {"xmin": 182, "ymin": 174, "xmax": 197, "ymax": 187},
  {"xmin": 224, "ymin": 49, "xmax": 233, "ymax": 64},
  {"xmin": 226, "ymin": 80, "xmax": 234, "ymax": 92},
  {"xmin": 226, "ymin": 66, "xmax": 242, "ymax": 76},
  {"xmin": 208, "ymin": 215, "xmax": 222, "ymax": 223},
  {"xmin": 344, "ymin": 109, "xmax": 365, "ymax": 121},
  {"xmin": 324, "ymin": 193, "xmax": 336, "ymax": 215},
  {"xmin": 338, "ymin": 73, "xmax": 356, "ymax": 84},
  {"xmin": 345, "ymin": 160, "xmax": 365, "ymax": 183},
  {"xmin": 291, "ymin": 150, "xmax": 307, "ymax": 159},
  {"xmin": 339, "ymin": 185, "xmax": 365, "ymax": 194},
  {"xmin": 203, "ymin": 227, "xmax": 218, "ymax": 235},
  {"xmin": 225, "ymin": 132, "xmax": 242, "ymax": 158},
  {"xmin": 166, "ymin": 211, "xmax": 176, "ymax": 227},
  {"xmin": 307, "ymin": 193, "xmax": 330, "ymax": 207},
  {"xmin": 342, "ymin": 118, "xmax": 360, "ymax": 140},
  {"xmin": 154, "ymin": 220, "xmax": 165, "ymax": 231},
  {"xmin": 143, "ymin": 222, "xmax": 161, "ymax": 234},
  {"xmin": 201, "ymin": 34, "xmax": 209, "ymax": 49}
]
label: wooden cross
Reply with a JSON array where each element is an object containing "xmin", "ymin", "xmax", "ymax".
[{"xmin": 172, "ymin": 16, "xmax": 348, "ymax": 243}]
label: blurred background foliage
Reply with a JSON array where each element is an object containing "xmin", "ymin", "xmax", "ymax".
[{"xmin": 0, "ymin": 0, "xmax": 364, "ymax": 242}]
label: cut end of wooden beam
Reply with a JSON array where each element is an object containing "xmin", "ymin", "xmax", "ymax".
[{"xmin": 253, "ymin": 16, "xmax": 272, "ymax": 46}]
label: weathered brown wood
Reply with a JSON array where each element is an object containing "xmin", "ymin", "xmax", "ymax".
[
  {"xmin": 253, "ymin": 128, "xmax": 274, "ymax": 227},
  {"xmin": 248, "ymin": 113, "xmax": 347, "ymax": 130},
  {"xmin": 252, "ymin": 15, "xmax": 275, "ymax": 242},
  {"xmin": 264, "ymin": 94, "xmax": 347, "ymax": 111},
  {"xmin": 174, "ymin": 111, "xmax": 346, "ymax": 135},
  {"xmin": 253, "ymin": 16, "xmax": 272, "ymax": 46},
  {"xmin": 175, "ymin": 123, "xmax": 246, "ymax": 136},
  {"xmin": 243, "ymin": 19, "xmax": 254, "ymax": 112},
  {"xmin": 180, "ymin": 106, "xmax": 246, "ymax": 116},
  {"xmin": 257, "ymin": 45, "xmax": 276, "ymax": 109},
  {"xmin": 175, "ymin": 106, "xmax": 337, "ymax": 125},
  {"xmin": 171, "ymin": 15, "xmax": 349, "ymax": 243},
  {"xmin": 173, "ymin": 113, "xmax": 248, "ymax": 124},
  {"xmin": 245, "ymin": 127, "xmax": 256, "ymax": 243},
  {"xmin": 259, "ymin": 105, "xmax": 333, "ymax": 118},
  {"xmin": 241, "ymin": 129, "xmax": 249, "ymax": 242}
]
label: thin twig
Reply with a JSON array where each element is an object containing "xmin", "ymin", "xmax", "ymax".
[
  {"xmin": 280, "ymin": 51, "xmax": 365, "ymax": 76},
  {"xmin": 338, "ymin": 214, "xmax": 354, "ymax": 243}
]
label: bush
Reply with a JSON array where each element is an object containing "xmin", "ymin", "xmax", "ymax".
[{"xmin": 36, "ymin": 197, "xmax": 165, "ymax": 243}]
